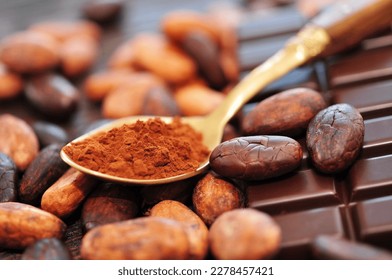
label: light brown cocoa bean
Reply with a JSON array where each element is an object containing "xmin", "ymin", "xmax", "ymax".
[
  {"xmin": 60, "ymin": 35, "xmax": 99, "ymax": 78},
  {"xmin": 0, "ymin": 114, "xmax": 39, "ymax": 171},
  {"xmin": 41, "ymin": 168, "xmax": 98, "ymax": 219},
  {"xmin": 132, "ymin": 33, "xmax": 197, "ymax": 85},
  {"xmin": 80, "ymin": 216, "xmax": 190, "ymax": 260},
  {"xmin": 242, "ymin": 88, "xmax": 327, "ymax": 137},
  {"xmin": 0, "ymin": 202, "xmax": 66, "ymax": 250},
  {"xmin": 29, "ymin": 20, "xmax": 101, "ymax": 43},
  {"xmin": 149, "ymin": 200, "xmax": 208, "ymax": 260},
  {"xmin": 0, "ymin": 31, "xmax": 59, "ymax": 74},
  {"xmin": 82, "ymin": 182, "xmax": 140, "ymax": 231},
  {"xmin": 0, "ymin": 64, "xmax": 23, "ymax": 100},
  {"xmin": 107, "ymin": 39, "xmax": 136, "ymax": 70},
  {"xmin": 209, "ymin": 208, "xmax": 281, "ymax": 260},
  {"xmin": 83, "ymin": 69, "xmax": 133, "ymax": 101},
  {"xmin": 174, "ymin": 82, "xmax": 225, "ymax": 116},
  {"xmin": 21, "ymin": 238, "xmax": 72, "ymax": 260},
  {"xmin": 161, "ymin": 10, "xmax": 220, "ymax": 45},
  {"xmin": 101, "ymin": 72, "xmax": 167, "ymax": 118},
  {"xmin": 19, "ymin": 144, "xmax": 69, "ymax": 206},
  {"xmin": 192, "ymin": 172, "xmax": 245, "ymax": 226}
]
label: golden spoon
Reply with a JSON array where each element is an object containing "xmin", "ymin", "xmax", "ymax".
[{"xmin": 61, "ymin": 0, "xmax": 392, "ymax": 185}]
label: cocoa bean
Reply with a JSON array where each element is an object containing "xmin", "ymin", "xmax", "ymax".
[{"xmin": 0, "ymin": 153, "xmax": 17, "ymax": 202}]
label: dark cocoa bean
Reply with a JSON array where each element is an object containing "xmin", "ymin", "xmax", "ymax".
[
  {"xmin": 33, "ymin": 121, "xmax": 69, "ymax": 147},
  {"xmin": 82, "ymin": 0, "xmax": 124, "ymax": 23},
  {"xmin": 312, "ymin": 235, "xmax": 392, "ymax": 260},
  {"xmin": 182, "ymin": 31, "xmax": 227, "ymax": 90},
  {"xmin": 242, "ymin": 88, "xmax": 327, "ymax": 137},
  {"xmin": 306, "ymin": 103, "xmax": 364, "ymax": 174},
  {"xmin": 140, "ymin": 177, "xmax": 198, "ymax": 206},
  {"xmin": 25, "ymin": 73, "xmax": 79, "ymax": 118},
  {"xmin": 21, "ymin": 238, "xmax": 72, "ymax": 260},
  {"xmin": 82, "ymin": 182, "xmax": 140, "ymax": 231},
  {"xmin": 210, "ymin": 135, "xmax": 303, "ymax": 180},
  {"xmin": 0, "ymin": 153, "xmax": 17, "ymax": 202},
  {"xmin": 19, "ymin": 144, "xmax": 69, "ymax": 206},
  {"xmin": 141, "ymin": 86, "xmax": 181, "ymax": 116}
]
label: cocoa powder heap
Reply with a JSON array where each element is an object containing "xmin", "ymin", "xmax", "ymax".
[{"xmin": 63, "ymin": 117, "xmax": 210, "ymax": 179}]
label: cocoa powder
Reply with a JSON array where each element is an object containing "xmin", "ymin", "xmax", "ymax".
[{"xmin": 63, "ymin": 117, "xmax": 210, "ymax": 179}]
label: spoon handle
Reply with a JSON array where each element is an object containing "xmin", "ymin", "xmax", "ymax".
[{"xmin": 208, "ymin": 0, "xmax": 392, "ymax": 127}]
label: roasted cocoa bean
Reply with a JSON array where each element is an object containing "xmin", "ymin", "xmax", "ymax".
[
  {"xmin": 19, "ymin": 144, "xmax": 69, "ymax": 206},
  {"xmin": 141, "ymin": 86, "xmax": 180, "ymax": 116},
  {"xmin": 41, "ymin": 168, "xmax": 98, "ymax": 219},
  {"xmin": 21, "ymin": 238, "xmax": 72, "ymax": 260},
  {"xmin": 140, "ymin": 177, "xmax": 197, "ymax": 206},
  {"xmin": 80, "ymin": 216, "xmax": 190, "ymax": 260},
  {"xmin": 311, "ymin": 235, "xmax": 392, "ymax": 260},
  {"xmin": 209, "ymin": 135, "xmax": 303, "ymax": 180},
  {"xmin": 149, "ymin": 200, "xmax": 208, "ymax": 260},
  {"xmin": 306, "ymin": 103, "xmax": 364, "ymax": 174},
  {"xmin": 209, "ymin": 208, "xmax": 281, "ymax": 260},
  {"xmin": 0, "ymin": 153, "xmax": 17, "ymax": 202},
  {"xmin": 242, "ymin": 88, "xmax": 327, "ymax": 137},
  {"xmin": 0, "ymin": 202, "xmax": 66, "ymax": 249},
  {"xmin": 33, "ymin": 121, "xmax": 69, "ymax": 147},
  {"xmin": 0, "ymin": 114, "xmax": 39, "ymax": 171},
  {"xmin": 182, "ymin": 31, "xmax": 227, "ymax": 90},
  {"xmin": 0, "ymin": 31, "xmax": 59, "ymax": 74},
  {"xmin": 81, "ymin": 182, "xmax": 140, "ymax": 231},
  {"xmin": 82, "ymin": 0, "xmax": 124, "ymax": 23},
  {"xmin": 192, "ymin": 172, "xmax": 245, "ymax": 226},
  {"xmin": 25, "ymin": 73, "xmax": 79, "ymax": 118}
]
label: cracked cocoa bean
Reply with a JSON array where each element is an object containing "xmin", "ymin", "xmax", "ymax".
[
  {"xmin": 19, "ymin": 143, "xmax": 69, "ymax": 206},
  {"xmin": 210, "ymin": 135, "xmax": 303, "ymax": 180},
  {"xmin": 0, "ymin": 153, "xmax": 17, "ymax": 202},
  {"xmin": 306, "ymin": 103, "xmax": 364, "ymax": 174}
]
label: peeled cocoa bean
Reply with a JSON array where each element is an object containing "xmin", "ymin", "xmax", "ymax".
[
  {"xmin": 210, "ymin": 135, "xmax": 303, "ymax": 180},
  {"xmin": 21, "ymin": 238, "xmax": 72, "ymax": 260},
  {"xmin": 0, "ymin": 114, "xmax": 39, "ymax": 171},
  {"xmin": 192, "ymin": 172, "xmax": 245, "ymax": 226},
  {"xmin": 41, "ymin": 168, "xmax": 98, "ymax": 219},
  {"xmin": 209, "ymin": 208, "xmax": 281, "ymax": 260},
  {"xmin": 80, "ymin": 216, "xmax": 190, "ymax": 260},
  {"xmin": 19, "ymin": 144, "xmax": 69, "ymax": 206},
  {"xmin": 82, "ymin": 182, "xmax": 140, "ymax": 231},
  {"xmin": 149, "ymin": 200, "xmax": 208, "ymax": 260},
  {"xmin": 0, "ymin": 202, "xmax": 66, "ymax": 250},
  {"xmin": 0, "ymin": 64, "xmax": 23, "ymax": 100},
  {"xmin": 0, "ymin": 153, "xmax": 17, "ymax": 202},
  {"xmin": 306, "ymin": 103, "xmax": 364, "ymax": 174},
  {"xmin": 132, "ymin": 33, "xmax": 196, "ymax": 85},
  {"xmin": 242, "ymin": 88, "xmax": 327, "ymax": 137},
  {"xmin": 0, "ymin": 31, "xmax": 59, "ymax": 74},
  {"xmin": 25, "ymin": 73, "xmax": 79, "ymax": 118}
]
